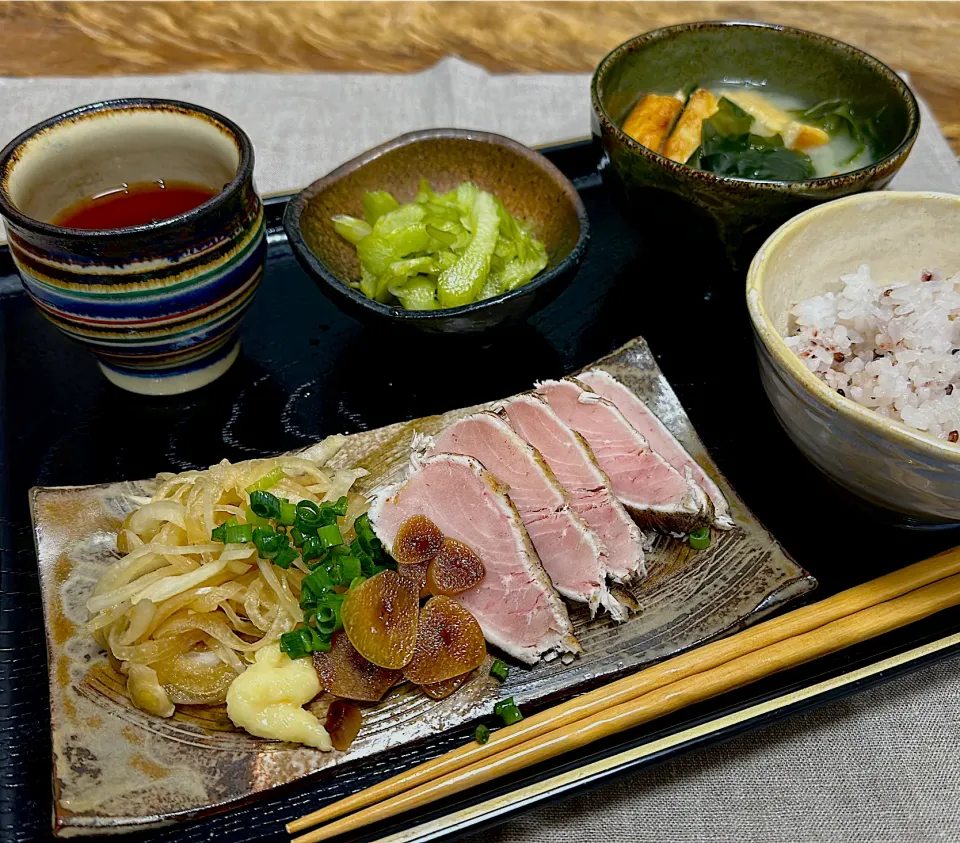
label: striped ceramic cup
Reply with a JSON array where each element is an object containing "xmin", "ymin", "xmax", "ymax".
[{"xmin": 0, "ymin": 99, "xmax": 265, "ymax": 395}]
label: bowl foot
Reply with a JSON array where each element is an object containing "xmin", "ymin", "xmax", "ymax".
[{"xmin": 98, "ymin": 340, "xmax": 240, "ymax": 396}]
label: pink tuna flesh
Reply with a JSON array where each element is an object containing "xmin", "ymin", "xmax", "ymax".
[
  {"xmin": 578, "ymin": 369, "xmax": 733, "ymax": 529},
  {"xmin": 503, "ymin": 394, "xmax": 646, "ymax": 582},
  {"xmin": 367, "ymin": 453, "xmax": 579, "ymax": 664},
  {"xmin": 535, "ymin": 379, "xmax": 712, "ymax": 534},
  {"xmin": 430, "ymin": 412, "xmax": 619, "ymax": 616}
]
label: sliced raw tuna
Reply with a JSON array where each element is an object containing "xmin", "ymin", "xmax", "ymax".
[
  {"xmin": 367, "ymin": 453, "xmax": 580, "ymax": 664},
  {"xmin": 503, "ymin": 394, "xmax": 646, "ymax": 582},
  {"xmin": 535, "ymin": 378, "xmax": 713, "ymax": 534},
  {"xmin": 578, "ymin": 369, "xmax": 734, "ymax": 530},
  {"xmin": 429, "ymin": 412, "xmax": 622, "ymax": 618}
]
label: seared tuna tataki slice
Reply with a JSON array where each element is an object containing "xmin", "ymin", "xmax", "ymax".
[
  {"xmin": 430, "ymin": 412, "xmax": 622, "ymax": 619},
  {"xmin": 367, "ymin": 454, "xmax": 579, "ymax": 664},
  {"xmin": 535, "ymin": 379, "xmax": 712, "ymax": 534},
  {"xmin": 578, "ymin": 369, "xmax": 733, "ymax": 530},
  {"xmin": 503, "ymin": 394, "xmax": 646, "ymax": 582}
]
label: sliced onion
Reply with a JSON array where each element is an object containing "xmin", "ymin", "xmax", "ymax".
[
  {"xmin": 87, "ymin": 599, "xmax": 133, "ymax": 635},
  {"xmin": 155, "ymin": 610, "xmax": 261, "ymax": 653},
  {"xmin": 118, "ymin": 598, "xmax": 156, "ymax": 646},
  {"xmin": 128, "ymin": 500, "xmax": 186, "ymax": 536},
  {"xmin": 257, "ymin": 560, "xmax": 302, "ymax": 622},
  {"xmin": 153, "ymin": 646, "xmax": 239, "ymax": 705},
  {"xmin": 87, "ymin": 566, "xmax": 171, "ymax": 614},
  {"xmin": 144, "ymin": 583, "xmax": 248, "ymax": 638},
  {"xmin": 132, "ymin": 559, "xmax": 230, "ymax": 605},
  {"xmin": 116, "ymin": 529, "xmax": 143, "ymax": 555},
  {"xmin": 127, "ymin": 664, "xmax": 175, "ymax": 717},
  {"xmin": 299, "ymin": 434, "xmax": 347, "ymax": 468},
  {"xmin": 110, "ymin": 628, "xmax": 204, "ymax": 664},
  {"xmin": 220, "ymin": 602, "xmax": 258, "ymax": 636},
  {"xmin": 324, "ymin": 468, "xmax": 368, "ymax": 504},
  {"xmin": 155, "ymin": 522, "xmax": 187, "ymax": 546},
  {"xmin": 204, "ymin": 635, "xmax": 247, "ymax": 674}
]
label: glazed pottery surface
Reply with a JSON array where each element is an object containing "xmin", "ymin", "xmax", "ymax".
[
  {"xmin": 591, "ymin": 22, "xmax": 920, "ymax": 257},
  {"xmin": 0, "ymin": 99, "xmax": 265, "ymax": 395},
  {"xmin": 747, "ymin": 191, "xmax": 960, "ymax": 526},
  {"xmin": 284, "ymin": 129, "xmax": 589, "ymax": 334}
]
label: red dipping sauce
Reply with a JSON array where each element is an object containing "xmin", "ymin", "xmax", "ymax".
[{"xmin": 52, "ymin": 180, "xmax": 218, "ymax": 229}]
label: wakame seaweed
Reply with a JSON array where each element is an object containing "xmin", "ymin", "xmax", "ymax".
[
  {"xmin": 698, "ymin": 98, "xmax": 816, "ymax": 181},
  {"xmin": 797, "ymin": 99, "xmax": 884, "ymax": 166}
]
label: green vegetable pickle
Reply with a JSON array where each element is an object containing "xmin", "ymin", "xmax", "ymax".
[
  {"xmin": 330, "ymin": 180, "xmax": 549, "ymax": 311},
  {"xmin": 437, "ymin": 190, "xmax": 500, "ymax": 308},
  {"xmin": 363, "ymin": 190, "xmax": 400, "ymax": 224},
  {"xmin": 391, "ymin": 277, "xmax": 440, "ymax": 310},
  {"xmin": 331, "ymin": 215, "xmax": 371, "ymax": 246}
]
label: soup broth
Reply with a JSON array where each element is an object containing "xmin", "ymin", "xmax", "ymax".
[
  {"xmin": 709, "ymin": 83, "xmax": 877, "ymax": 176},
  {"xmin": 52, "ymin": 180, "xmax": 218, "ymax": 230},
  {"xmin": 621, "ymin": 80, "xmax": 880, "ymax": 180}
]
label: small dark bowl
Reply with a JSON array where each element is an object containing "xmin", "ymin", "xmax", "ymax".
[
  {"xmin": 591, "ymin": 21, "xmax": 920, "ymax": 257},
  {"xmin": 283, "ymin": 129, "xmax": 589, "ymax": 334}
]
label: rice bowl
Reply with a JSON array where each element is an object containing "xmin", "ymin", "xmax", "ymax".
[
  {"xmin": 747, "ymin": 191, "xmax": 960, "ymax": 526},
  {"xmin": 786, "ymin": 264, "xmax": 960, "ymax": 442}
]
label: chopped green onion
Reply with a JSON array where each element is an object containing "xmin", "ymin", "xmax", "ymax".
[
  {"xmin": 318, "ymin": 523, "xmax": 344, "ymax": 549},
  {"xmin": 493, "ymin": 697, "xmax": 523, "ymax": 726},
  {"xmin": 474, "ymin": 724, "xmax": 490, "ymax": 745},
  {"xmin": 290, "ymin": 527, "xmax": 307, "ymax": 548},
  {"xmin": 314, "ymin": 602, "xmax": 344, "ymax": 635},
  {"xmin": 301, "ymin": 535, "xmax": 325, "ymax": 563},
  {"xmin": 490, "ymin": 660, "xmax": 509, "ymax": 682},
  {"xmin": 278, "ymin": 501, "xmax": 297, "ymax": 527},
  {"xmin": 302, "ymin": 566, "xmax": 334, "ymax": 599},
  {"xmin": 295, "ymin": 500, "xmax": 322, "ymax": 532},
  {"xmin": 279, "ymin": 625, "xmax": 331, "ymax": 659},
  {"xmin": 688, "ymin": 527, "xmax": 711, "ymax": 550},
  {"xmin": 246, "ymin": 467, "xmax": 285, "ymax": 494},
  {"xmin": 331, "ymin": 496, "xmax": 349, "ymax": 517},
  {"xmin": 222, "ymin": 523, "xmax": 253, "ymax": 544},
  {"xmin": 338, "ymin": 554, "xmax": 362, "ymax": 582},
  {"xmin": 273, "ymin": 545, "xmax": 299, "ymax": 570},
  {"xmin": 244, "ymin": 506, "xmax": 270, "ymax": 528},
  {"xmin": 253, "ymin": 526, "xmax": 288, "ymax": 559},
  {"xmin": 354, "ymin": 513, "xmax": 377, "ymax": 544},
  {"xmin": 279, "ymin": 629, "xmax": 310, "ymax": 660},
  {"xmin": 319, "ymin": 505, "xmax": 340, "ymax": 527},
  {"xmin": 249, "ymin": 490, "xmax": 282, "ymax": 521},
  {"xmin": 211, "ymin": 517, "xmax": 239, "ymax": 543}
]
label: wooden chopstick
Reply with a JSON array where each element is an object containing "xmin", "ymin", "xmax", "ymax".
[{"xmin": 289, "ymin": 547, "xmax": 960, "ymax": 841}]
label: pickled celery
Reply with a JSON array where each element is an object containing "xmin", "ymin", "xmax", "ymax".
[
  {"xmin": 331, "ymin": 181, "xmax": 548, "ymax": 311},
  {"xmin": 437, "ymin": 191, "xmax": 499, "ymax": 308}
]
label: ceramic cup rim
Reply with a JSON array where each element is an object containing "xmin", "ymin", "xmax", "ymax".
[
  {"xmin": 0, "ymin": 98, "xmax": 254, "ymax": 239},
  {"xmin": 590, "ymin": 20, "xmax": 921, "ymax": 191}
]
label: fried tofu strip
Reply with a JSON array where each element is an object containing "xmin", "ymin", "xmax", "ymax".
[
  {"xmin": 721, "ymin": 89, "xmax": 829, "ymax": 151},
  {"xmin": 662, "ymin": 88, "xmax": 719, "ymax": 164},
  {"xmin": 622, "ymin": 94, "xmax": 683, "ymax": 152}
]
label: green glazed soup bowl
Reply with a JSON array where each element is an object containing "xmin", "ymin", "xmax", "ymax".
[{"xmin": 591, "ymin": 21, "xmax": 920, "ymax": 259}]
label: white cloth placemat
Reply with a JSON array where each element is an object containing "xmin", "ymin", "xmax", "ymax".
[
  {"xmin": 1, "ymin": 58, "xmax": 958, "ymax": 842},
  {"xmin": 0, "ymin": 58, "xmax": 957, "ymax": 195}
]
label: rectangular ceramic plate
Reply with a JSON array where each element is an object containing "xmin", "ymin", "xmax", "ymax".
[
  {"xmin": 31, "ymin": 336, "xmax": 814, "ymax": 835},
  {"xmin": 2, "ymin": 139, "xmax": 959, "ymax": 843}
]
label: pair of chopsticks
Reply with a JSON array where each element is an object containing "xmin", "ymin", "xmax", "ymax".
[{"xmin": 289, "ymin": 547, "xmax": 960, "ymax": 843}]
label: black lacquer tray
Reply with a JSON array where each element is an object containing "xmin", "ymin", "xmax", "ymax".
[{"xmin": 1, "ymin": 138, "xmax": 958, "ymax": 843}]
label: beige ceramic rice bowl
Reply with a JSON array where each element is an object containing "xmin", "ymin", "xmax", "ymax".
[{"xmin": 747, "ymin": 191, "xmax": 960, "ymax": 526}]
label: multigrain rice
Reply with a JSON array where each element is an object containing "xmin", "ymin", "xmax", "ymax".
[{"xmin": 785, "ymin": 265, "xmax": 960, "ymax": 442}]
